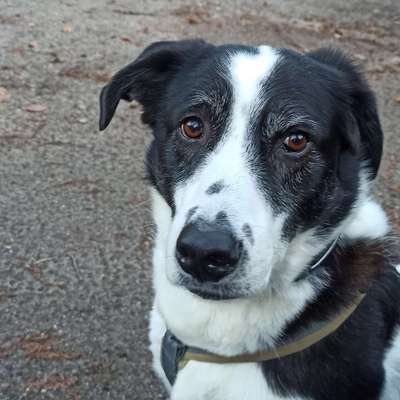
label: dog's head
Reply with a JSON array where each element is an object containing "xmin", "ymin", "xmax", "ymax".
[{"xmin": 100, "ymin": 40, "xmax": 385, "ymax": 301}]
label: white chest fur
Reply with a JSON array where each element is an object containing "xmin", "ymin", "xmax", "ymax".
[{"xmin": 149, "ymin": 306, "xmax": 307, "ymax": 400}]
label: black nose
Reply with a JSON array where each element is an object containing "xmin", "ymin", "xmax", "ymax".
[{"xmin": 176, "ymin": 223, "xmax": 242, "ymax": 282}]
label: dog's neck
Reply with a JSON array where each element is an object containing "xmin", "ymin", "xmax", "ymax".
[{"xmin": 282, "ymin": 239, "xmax": 390, "ymax": 341}]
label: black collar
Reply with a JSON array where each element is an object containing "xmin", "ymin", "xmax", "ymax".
[{"xmin": 161, "ymin": 331, "xmax": 189, "ymax": 386}]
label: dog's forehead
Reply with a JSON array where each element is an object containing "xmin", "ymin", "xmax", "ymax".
[
  {"xmin": 173, "ymin": 46, "xmax": 330, "ymax": 121},
  {"xmin": 191, "ymin": 45, "xmax": 281, "ymax": 102},
  {"xmin": 167, "ymin": 46, "xmax": 281, "ymax": 122},
  {"xmin": 227, "ymin": 46, "xmax": 279, "ymax": 105}
]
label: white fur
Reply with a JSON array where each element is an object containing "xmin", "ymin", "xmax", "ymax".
[
  {"xmin": 149, "ymin": 306, "xmax": 170, "ymax": 390},
  {"xmin": 342, "ymin": 174, "xmax": 389, "ymax": 240},
  {"xmin": 382, "ymin": 329, "xmax": 400, "ymax": 399},
  {"xmin": 171, "ymin": 359, "xmax": 307, "ymax": 400},
  {"xmin": 148, "ymin": 47, "xmax": 393, "ymax": 400}
]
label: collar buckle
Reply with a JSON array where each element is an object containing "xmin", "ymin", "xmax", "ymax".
[{"xmin": 161, "ymin": 331, "xmax": 187, "ymax": 386}]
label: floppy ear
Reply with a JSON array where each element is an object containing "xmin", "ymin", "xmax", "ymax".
[
  {"xmin": 99, "ymin": 39, "xmax": 211, "ymax": 130},
  {"xmin": 307, "ymin": 48, "xmax": 383, "ymax": 179}
]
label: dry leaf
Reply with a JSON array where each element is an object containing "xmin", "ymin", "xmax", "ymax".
[
  {"xmin": 0, "ymin": 87, "xmax": 10, "ymax": 103},
  {"xmin": 186, "ymin": 15, "xmax": 201, "ymax": 24},
  {"xmin": 394, "ymin": 96, "xmax": 400, "ymax": 104},
  {"xmin": 25, "ymin": 104, "xmax": 48, "ymax": 113},
  {"xmin": 63, "ymin": 24, "xmax": 73, "ymax": 33},
  {"xmin": 120, "ymin": 36, "xmax": 133, "ymax": 43}
]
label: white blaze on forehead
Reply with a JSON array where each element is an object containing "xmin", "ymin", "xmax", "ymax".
[{"xmin": 230, "ymin": 46, "xmax": 279, "ymax": 114}]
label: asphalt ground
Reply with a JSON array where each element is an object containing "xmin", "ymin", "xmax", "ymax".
[{"xmin": 0, "ymin": 0, "xmax": 399, "ymax": 399}]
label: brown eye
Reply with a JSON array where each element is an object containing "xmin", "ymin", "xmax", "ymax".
[
  {"xmin": 180, "ymin": 116, "xmax": 204, "ymax": 139},
  {"xmin": 284, "ymin": 132, "xmax": 308, "ymax": 152}
]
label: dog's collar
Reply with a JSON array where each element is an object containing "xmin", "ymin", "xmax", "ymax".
[
  {"xmin": 294, "ymin": 235, "xmax": 341, "ymax": 282},
  {"xmin": 161, "ymin": 291, "xmax": 365, "ymax": 386}
]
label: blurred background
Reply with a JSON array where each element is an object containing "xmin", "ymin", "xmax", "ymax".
[{"xmin": 0, "ymin": 0, "xmax": 399, "ymax": 399}]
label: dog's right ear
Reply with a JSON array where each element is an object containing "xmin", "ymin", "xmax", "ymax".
[{"xmin": 99, "ymin": 39, "xmax": 210, "ymax": 130}]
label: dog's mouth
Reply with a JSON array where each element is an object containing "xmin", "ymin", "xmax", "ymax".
[
  {"xmin": 187, "ymin": 286, "xmax": 239, "ymax": 301},
  {"xmin": 178, "ymin": 275, "xmax": 244, "ymax": 301}
]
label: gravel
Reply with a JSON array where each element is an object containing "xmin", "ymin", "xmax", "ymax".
[{"xmin": 0, "ymin": 0, "xmax": 399, "ymax": 399}]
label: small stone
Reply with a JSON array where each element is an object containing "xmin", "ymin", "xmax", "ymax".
[
  {"xmin": 0, "ymin": 87, "xmax": 10, "ymax": 103},
  {"xmin": 78, "ymin": 117, "xmax": 88, "ymax": 124},
  {"xmin": 28, "ymin": 40, "xmax": 39, "ymax": 49},
  {"xmin": 333, "ymin": 29, "xmax": 343, "ymax": 39},
  {"xmin": 354, "ymin": 53, "xmax": 367, "ymax": 62},
  {"xmin": 63, "ymin": 23, "xmax": 73, "ymax": 33},
  {"xmin": 77, "ymin": 102, "xmax": 86, "ymax": 110},
  {"xmin": 25, "ymin": 104, "xmax": 47, "ymax": 113}
]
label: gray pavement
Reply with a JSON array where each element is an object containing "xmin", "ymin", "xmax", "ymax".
[{"xmin": 0, "ymin": 0, "xmax": 399, "ymax": 399}]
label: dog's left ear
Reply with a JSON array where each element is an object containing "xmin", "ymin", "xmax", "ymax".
[
  {"xmin": 307, "ymin": 48, "xmax": 383, "ymax": 179},
  {"xmin": 99, "ymin": 39, "xmax": 211, "ymax": 130}
]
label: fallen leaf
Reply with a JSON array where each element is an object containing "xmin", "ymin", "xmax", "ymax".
[
  {"xmin": 120, "ymin": 36, "xmax": 133, "ymax": 43},
  {"xmin": 63, "ymin": 23, "xmax": 73, "ymax": 33},
  {"xmin": 59, "ymin": 65, "xmax": 111, "ymax": 83},
  {"xmin": 25, "ymin": 104, "xmax": 48, "ymax": 113},
  {"xmin": 186, "ymin": 15, "xmax": 201, "ymax": 24},
  {"xmin": 394, "ymin": 96, "xmax": 400, "ymax": 104},
  {"xmin": 0, "ymin": 87, "xmax": 10, "ymax": 103}
]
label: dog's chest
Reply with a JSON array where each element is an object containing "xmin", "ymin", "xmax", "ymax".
[
  {"xmin": 171, "ymin": 362, "xmax": 306, "ymax": 400},
  {"xmin": 149, "ymin": 307, "xmax": 306, "ymax": 400}
]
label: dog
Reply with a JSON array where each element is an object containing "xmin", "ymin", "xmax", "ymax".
[{"xmin": 99, "ymin": 40, "xmax": 400, "ymax": 399}]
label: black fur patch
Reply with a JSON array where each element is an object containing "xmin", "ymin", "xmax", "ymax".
[
  {"xmin": 186, "ymin": 206, "xmax": 198, "ymax": 223},
  {"xmin": 206, "ymin": 181, "xmax": 225, "ymax": 195},
  {"xmin": 242, "ymin": 223, "xmax": 254, "ymax": 245}
]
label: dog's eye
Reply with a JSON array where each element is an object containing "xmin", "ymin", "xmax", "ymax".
[
  {"xmin": 283, "ymin": 132, "xmax": 308, "ymax": 152},
  {"xmin": 180, "ymin": 116, "xmax": 204, "ymax": 139}
]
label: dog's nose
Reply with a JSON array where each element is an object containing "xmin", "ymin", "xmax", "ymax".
[{"xmin": 176, "ymin": 223, "xmax": 242, "ymax": 282}]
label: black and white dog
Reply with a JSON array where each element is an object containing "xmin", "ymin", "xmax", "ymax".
[{"xmin": 99, "ymin": 40, "xmax": 400, "ymax": 399}]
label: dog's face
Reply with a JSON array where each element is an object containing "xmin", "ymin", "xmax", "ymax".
[{"xmin": 100, "ymin": 40, "xmax": 383, "ymax": 300}]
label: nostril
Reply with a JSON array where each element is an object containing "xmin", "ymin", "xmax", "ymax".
[
  {"xmin": 176, "ymin": 242, "xmax": 193, "ymax": 268},
  {"xmin": 177, "ymin": 242, "xmax": 190, "ymax": 259}
]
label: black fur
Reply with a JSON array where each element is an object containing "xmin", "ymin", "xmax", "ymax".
[{"xmin": 206, "ymin": 181, "xmax": 225, "ymax": 195}]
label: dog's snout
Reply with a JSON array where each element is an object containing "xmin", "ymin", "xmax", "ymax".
[{"xmin": 176, "ymin": 223, "xmax": 242, "ymax": 282}]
